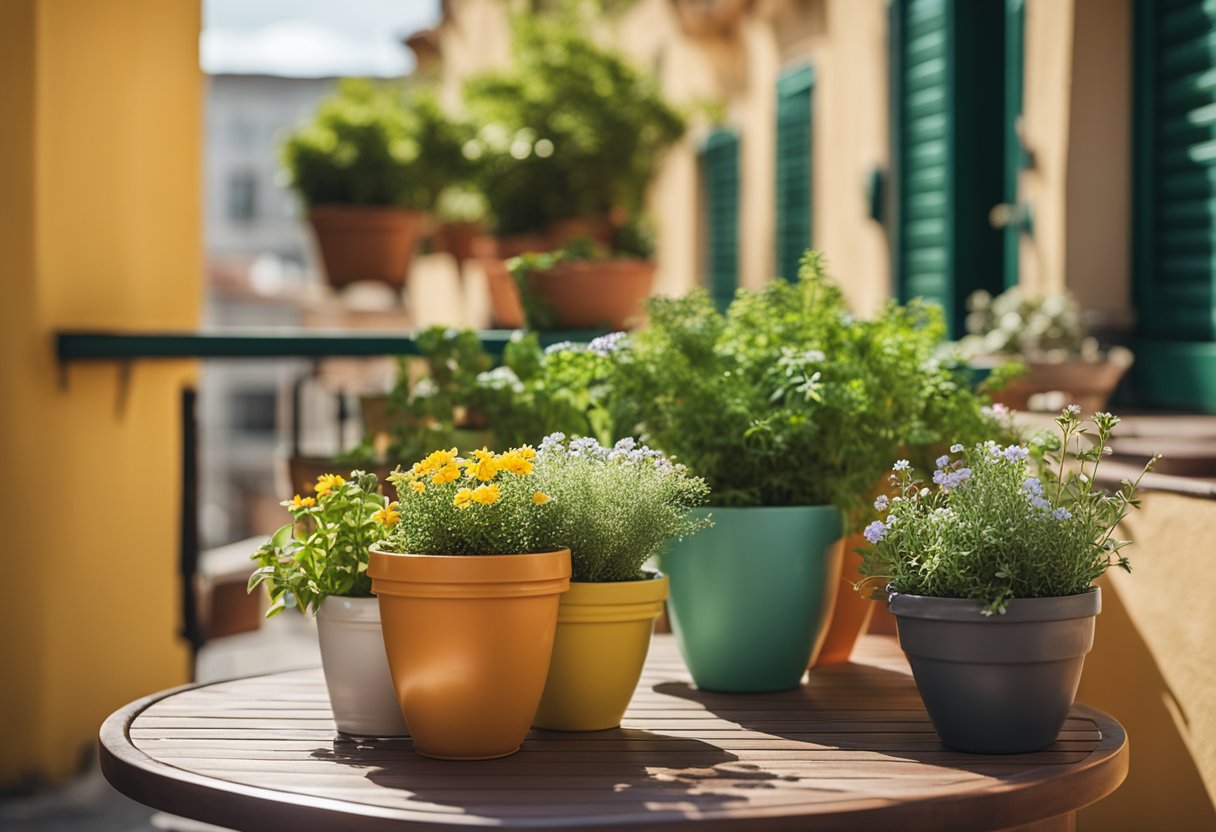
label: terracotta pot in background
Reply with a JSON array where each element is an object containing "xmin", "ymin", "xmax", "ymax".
[
  {"xmin": 526, "ymin": 259, "xmax": 655, "ymax": 330},
  {"xmin": 308, "ymin": 205, "xmax": 426, "ymax": 290},
  {"xmin": 286, "ymin": 457, "xmax": 399, "ymax": 502},
  {"xmin": 548, "ymin": 215, "xmax": 615, "ymax": 248},
  {"xmin": 369, "ymin": 548, "xmax": 571, "ymax": 760},
  {"xmin": 986, "ymin": 359, "xmax": 1130, "ymax": 413},
  {"xmin": 810, "ymin": 533, "xmax": 875, "ymax": 668},
  {"xmin": 432, "ymin": 220, "xmax": 483, "ymax": 263},
  {"xmin": 480, "ymin": 258, "xmax": 527, "ymax": 329}
]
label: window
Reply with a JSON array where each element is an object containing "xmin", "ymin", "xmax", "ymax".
[{"xmin": 227, "ymin": 170, "xmax": 257, "ymax": 222}]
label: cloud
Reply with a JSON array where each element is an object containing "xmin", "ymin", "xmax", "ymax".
[{"xmin": 201, "ymin": 20, "xmax": 412, "ymax": 77}]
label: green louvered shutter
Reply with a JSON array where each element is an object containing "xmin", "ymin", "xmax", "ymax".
[
  {"xmin": 1133, "ymin": 0, "xmax": 1216, "ymax": 410},
  {"xmin": 701, "ymin": 129, "xmax": 740, "ymax": 310},
  {"xmin": 1136, "ymin": 0, "xmax": 1216, "ymax": 341},
  {"xmin": 891, "ymin": 0, "xmax": 1005, "ymax": 335},
  {"xmin": 775, "ymin": 64, "xmax": 814, "ymax": 283},
  {"xmin": 894, "ymin": 0, "xmax": 953, "ymax": 316}
]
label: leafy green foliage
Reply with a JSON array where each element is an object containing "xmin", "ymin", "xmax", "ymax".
[
  {"xmin": 462, "ymin": 13, "xmax": 685, "ymax": 234},
  {"xmin": 379, "ymin": 439, "xmax": 710, "ymax": 582},
  {"xmin": 474, "ymin": 333, "xmax": 617, "ymax": 449},
  {"xmin": 610, "ymin": 252, "xmax": 1001, "ymax": 524},
  {"xmin": 248, "ymin": 472, "xmax": 393, "ymax": 616},
  {"xmin": 281, "ymin": 79, "xmax": 474, "ymax": 209},
  {"xmin": 860, "ymin": 409, "xmax": 1159, "ymax": 614}
]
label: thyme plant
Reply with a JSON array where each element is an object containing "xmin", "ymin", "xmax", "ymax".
[{"xmin": 860, "ymin": 408, "xmax": 1159, "ymax": 614}]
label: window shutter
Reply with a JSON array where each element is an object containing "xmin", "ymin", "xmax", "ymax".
[
  {"xmin": 1136, "ymin": 0, "xmax": 1216, "ymax": 342},
  {"xmin": 891, "ymin": 0, "xmax": 1006, "ymax": 336},
  {"xmin": 894, "ymin": 0, "xmax": 953, "ymax": 315},
  {"xmin": 775, "ymin": 64, "xmax": 814, "ymax": 283},
  {"xmin": 701, "ymin": 129, "xmax": 741, "ymax": 310}
]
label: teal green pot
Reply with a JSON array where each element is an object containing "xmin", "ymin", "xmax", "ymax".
[{"xmin": 660, "ymin": 506, "xmax": 844, "ymax": 693}]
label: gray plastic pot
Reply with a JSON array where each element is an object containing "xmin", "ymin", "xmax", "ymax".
[{"xmin": 889, "ymin": 588, "xmax": 1101, "ymax": 754}]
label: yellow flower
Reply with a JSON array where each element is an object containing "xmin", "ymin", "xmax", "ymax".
[
  {"xmin": 290, "ymin": 494, "xmax": 315, "ymax": 509},
  {"xmin": 472, "ymin": 483, "xmax": 501, "ymax": 505},
  {"xmin": 453, "ymin": 488, "xmax": 474, "ymax": 509},
  {"xmin": 517, "ymin": 445, "xmax": 537, "ymax": 461},
  {"xmin": 471, "ymin": 447, "xmax": 495, "ymax": 461},
  {"xmin": 414, "ymin": 447, "xmax": 458, "ymax": 477},
  {"xmin": 409, "ymin": 480, "xmax": 425, "ymax": 494},
  {"xmin": 532, "ymin": 491, "xmax": 550, "ymax": 505},
  {"xmin": 315, "ymin": 474, "xmax": 345, "ymax": 497},
  {"xmin": 497, "ymin": 450, "xmax": 533, "ymax": 476},
  {"xmin": 465, "ymin": 454, "xmax": 500, "ymax": 481},
  {"xmin": 431, "ymin": 463, "xmax": 461, "ymax": 485},
  {"xmin": 373, "ymin": 502, "xmax": 400, "ymax": 527}
]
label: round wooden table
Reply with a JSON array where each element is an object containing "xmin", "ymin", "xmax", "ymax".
[{"xmin": 100, "ymin": 635, "xmax": 1127, "ymax": 832}]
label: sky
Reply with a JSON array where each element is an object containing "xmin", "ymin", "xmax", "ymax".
[{"xmin": 202, "ymin": 0, "xmax": 442, "ymax": 78}]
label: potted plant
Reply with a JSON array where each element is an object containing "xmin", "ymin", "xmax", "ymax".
[
  {"xmin": 462, "ymin": 13, "xmax": 685, "ymax": 326},
  {"xmin": 859, "ymin": 408, "xmax": 1158, "ymax": 753},
  {"xmin": 248, "ymin": 471, "xmax": 407, "ymax": 738},
  {"xmin": 282, "ymin": 80, "xmax": 473, "ymax": 290},
  {"xmin": 611, "ymin": 253, "xmax": 914, "ymax": 692},
  {"xmin": 531, "ymin": 433, "xmax": 711, "ymax": 731},
  {"xmin": 430, "ymin": 184, "xmax": 488, "ymax": 265},
  {"xmin": 370, "ymin": 446, "xmax": 572, "ymax": 760},
  {"xmin": 958, "ymin": 286, "xmax": 1134, "ymax": 413}
]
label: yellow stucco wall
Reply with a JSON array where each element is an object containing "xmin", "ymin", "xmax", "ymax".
[{"xmin": 0, "ymin": 0, "xmax": 200, "ymax": 788}]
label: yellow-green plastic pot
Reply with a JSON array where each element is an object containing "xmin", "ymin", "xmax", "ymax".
[{"xmin": 533, "ymin": 574, "xmax": 669, "ymax": 731}]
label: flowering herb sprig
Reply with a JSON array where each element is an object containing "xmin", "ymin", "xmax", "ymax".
[
  {"xmin": 380, "ymin": 437, "xmax": 710, "ymax": 581},
  {"xmin": 248, "ymin": 471, "xmax": 395, "ymax": 617},
  {"xmin": 860, "ymin": 408, "xmax": 1158, "ymax": 615}
]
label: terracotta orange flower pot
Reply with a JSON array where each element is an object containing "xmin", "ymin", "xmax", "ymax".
[
  {"xmin": 368, "ymin": 547, "xmax": 570, "ymax": 760},
  {"xmin": 308, "ymin": 205, "xmax": 425, "ymax": 289},
  {"xmin": 810, "ymin": 533, "xmax": 875, "ymax": 668},
  {"xmin": 526, "ymin": 259, "xmax": 655, "ymax": 330},
  {"xmin": 480, "ymin": 258, "xmax": 527, "ymax": 328}
]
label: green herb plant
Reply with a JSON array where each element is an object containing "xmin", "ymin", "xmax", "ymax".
[
  {"xmin": 248, "ymin": 472, "xmax": 394, "ymax": 616},
  {"xmin": 462, "ymin": 12, "xmax": 685, "ymax": 234},
  {"xmin": 610, "ymin": 251, "xmax": 1002, "ymax": 525},
  {"xmin": 859, "ymin": 408, "xmax": 1159, "ymax": 614},
  {"xmin": 282, "ymin": 79, "xmax": 474, "ymax": 210}
]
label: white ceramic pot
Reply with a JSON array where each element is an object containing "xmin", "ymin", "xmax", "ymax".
[{"xmin": 316, "ymin": 595, "xmax": 408, "ymax": 737}]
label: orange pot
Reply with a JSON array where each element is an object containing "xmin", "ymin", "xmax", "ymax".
[
  {"xmin": 368, "ymin": 548, "xmax": 571, "ymax": 760},
  {"xmin": 810, "ymin": 533, "xmax": 875, "ymax": 667},
  {"xmin": 308, "ymin": 205, "xmax": 425, "ymax": 289},
  {"xmin": 480, "ymin": 258, "xmax": 527, "ymax": 328},
  {"xmin": 985, "ymin": 359, "xmax": 1130, "ymax": 413},
  {"xmin": 527, "ymin": 259, "xmax": 655, "ymax": 330},
  {"xmin": 548, "ymin": 215, "xmax": 615, "ymax": 248}
]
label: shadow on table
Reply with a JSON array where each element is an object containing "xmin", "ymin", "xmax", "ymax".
[
  {"xmin": 652, "ymin": 661, "xmax": 1081, "ymax": 779},
  {"xmin": 311, "ymin": 726, "xmax": 792, "ymax": 823}
]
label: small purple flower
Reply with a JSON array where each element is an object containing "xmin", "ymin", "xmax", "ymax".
[
  {"xmin": 893, "ymin": 459, "xmax": 911, "ymax": 472},
  {"xmin": 874, "ymin": 494, "xmax": 889, "ymax": 511},
  {"xmin": 1029, "ymin": 494, "xmax": 1051, "ymax": 511},
  {"xmin": 539, "ymin": 432, "xmax": 566, "ymax": 452},
  {"xmin": 936, "ymin": 454, "xmax": 951, "ymax": 468},
  {"xmin": 1053, "ymin": 507, "xmax": 1072, "ymax": 521},
  {"xmin": 588, "ymin": 331, "xmax": 628, "ymax": 357},
  {"xmin": 863, "ymin": 520, "xmax": 887, "ymax": 544},
  {"xmin": 1003, "ymin": 445, "xmax": 1030, "ymax": 463},
  {"xmin": 1021, "ymin": 477, "xmax": 1043, "ymax": 496},
  {"xmin": 934, "ymin": 467, "xmax": 972, "ymax": 490},
  {"xmin": 543, "ymin": 341, "xmax": 578, "ymax": 355}
]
